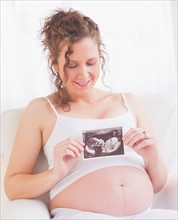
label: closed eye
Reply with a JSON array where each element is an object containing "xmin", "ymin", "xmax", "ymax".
[
  {"xmin": 86, "ymin": 58, "xmax": 97, "ymax": 66},
  {"xmin": 87, "ymin": 61, "xmax": 96, "ymax": 66},
  {"xmin": 67, "ymin": 58, "xmax": 97, "ymax": 68},
  {"xmin": 68, "ymin": 63, "xmax": 77, "ymax": 69}
]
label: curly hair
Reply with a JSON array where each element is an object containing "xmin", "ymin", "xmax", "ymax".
[{"xmin": 40, "ymin": 8, "xmax": 107, "ymax": 111}]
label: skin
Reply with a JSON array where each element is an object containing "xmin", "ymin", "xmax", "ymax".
[
  {"xmin": 4, "ymin": 37, "xmax": 167, "ymax": 215},
  {"xmin": 54, "ymin": 38, "xmax": 101, "ymax": 101}
]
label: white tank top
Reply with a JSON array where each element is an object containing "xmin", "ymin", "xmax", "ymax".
[{"xmin": 43, "ymin": 93, "xmax": 145, "ymax": 200}]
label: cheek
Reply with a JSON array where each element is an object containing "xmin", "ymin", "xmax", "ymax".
[
  {"xmin": 67, "ymin": 74, "xmax": 74, "ymax": 82},
  {"xmin": 92, "ymin": 65, "xmax": 100, "ymax": 77}
]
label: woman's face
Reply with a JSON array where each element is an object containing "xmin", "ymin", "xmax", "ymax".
[{"xmin": 55, "ymin": 37, "xmax": 101, "ymax": 99}]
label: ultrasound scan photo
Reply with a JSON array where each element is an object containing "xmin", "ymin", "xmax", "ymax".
[{"xmin": 82, "ymin": 127, "xmax": 124, "ymax": 159}]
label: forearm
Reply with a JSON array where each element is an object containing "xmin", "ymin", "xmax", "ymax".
[
  {"xmin": 4, "ymin": 169, "xmax": 60, "ymax": 200},
  {"xmin": 145, "ymin": 156, "xmax": 168, "ymax": 193}
]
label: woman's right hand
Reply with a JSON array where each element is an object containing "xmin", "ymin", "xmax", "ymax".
[{"xmin": 52, "ymin": 138, "xmax": 84, "ymax": 180}]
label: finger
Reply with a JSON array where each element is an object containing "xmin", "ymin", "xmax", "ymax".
[
  {"xmin": 66, "ymin": 138, "xmax": 84, "ymax": 152},
  {"xmin": 74, "ymin": 138, "xmax": 85, "ymax": 146},
  {"xmin": 53, "ymin": 142, "xmax": 79, "ymax": 158},
  {"xmin": 127, "ymin": 135, "xmax": 142, "ymax": 147},
  {"xmin": 127, "ymin": 131, "xmax": 147, "ymax": 147},
  {"xmin": 123, "ymin": 128, "xmax": 137, "ymax": 141},
  {"xmin": 54, "ymin": 138, "xmax": 84, "ymax": 158},
  {"xmin": 123, "ymin": 128, "xmax": 144, "ymax": 144},
  {"xmin": 71, "ymin": 140, "xmax": 85, "ymax": 153},
  {"xmin": 67, "ymin": 143, "xmax": 83, "ymax": 158},
  {"xmin": 65, "ymin": 149, "xmax": 77, "ymax": 158},
  {"xmin": 54, "ymin": 148, "xmax": 76, "ymax": 159},
  {"xmin": 134, "ymin": 139, "xmax": 154, "ymax": 150}
]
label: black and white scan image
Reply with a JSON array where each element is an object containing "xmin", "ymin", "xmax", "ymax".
[{"xmin": 82, "ymin": 127, "xmax": 124, "ymax": 159}]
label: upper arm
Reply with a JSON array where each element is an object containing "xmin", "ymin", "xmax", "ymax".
[{"xmin": 5, "ymin": 99, "xmax": 46, "ymax": 177}]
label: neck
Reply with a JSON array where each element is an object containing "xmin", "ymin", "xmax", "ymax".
[
  {"xmin": 69, "ymin": 88, "xmax": 98, "ymax": 103},
  {"xmin": 69, "ymin": 88, "xmax": 111, "ymax": 105}
]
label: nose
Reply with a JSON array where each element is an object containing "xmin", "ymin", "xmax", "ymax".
[{"xmin": 78, "ymin": 65, "xmax": 89, "ymax": 78}]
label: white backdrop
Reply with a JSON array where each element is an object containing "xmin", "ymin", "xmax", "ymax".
[{"xmin": 1, "ymin": 0, "xmax": 177, "ymax": 111}]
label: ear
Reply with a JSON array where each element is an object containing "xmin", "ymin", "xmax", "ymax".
[
  {"xmin": 52, "ymin": 64, "xmax": 59, "ymax": 74},
  {"xmin": 49, "ymin": 56, "xmax": 59, "ymax": 74}
]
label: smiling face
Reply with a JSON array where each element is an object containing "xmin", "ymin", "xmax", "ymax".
[{"xmin": 54, "ymin": 37, "xmax": 101, "ymax": 100}]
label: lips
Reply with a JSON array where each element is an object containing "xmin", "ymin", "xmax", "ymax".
[{"xmin": 75, "ymin": 80, "xmax": 90, "ymax": 88}]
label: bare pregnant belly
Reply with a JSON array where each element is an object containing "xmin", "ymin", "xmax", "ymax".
[{"xmin": 50, "ymin": 166, "xmax": 154, "ymax": 217}]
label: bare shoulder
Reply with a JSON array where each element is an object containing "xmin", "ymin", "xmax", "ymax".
[
  {"xmin": 123, "ymin": 93, "xmax": 153, "ymax": 130},
  {"xmin": 20, "ymin": 96, "xmax": 53, "ymax": 128},
  {"xmin": 112, "ymin": 92, "xmax": 144, "ymax": 117},
  {"xmin": 24, "ymin": 97, "xmax": 48, "ymax": 116},
  {"xmin": 123, "ymin": 92, "xmax": 138, "ymax": 101},
  {"xmin": 109, "ymin": 92, "xmax": 139, "ymax": 106},
  {"xmin": 123, "ymin": 93, "xmax": 148, "ymax": 116},
  {"xmin": 123, "ymin": 93, "xmax": 141, "ymax": 108},
  {"xmin": 25, "ymin": 93, "xmax": 57, "ymax": 114}
]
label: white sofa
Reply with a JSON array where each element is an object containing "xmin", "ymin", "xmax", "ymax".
[{"xmin": 1, "ymin": 94, "xmax": 177, "ymax": 219}]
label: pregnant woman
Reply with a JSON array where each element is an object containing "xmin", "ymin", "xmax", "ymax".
[{"xmin": 4, "ymin": 8, "xmax": 177, "ymax": 219}]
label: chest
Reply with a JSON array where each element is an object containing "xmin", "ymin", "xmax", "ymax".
[{"xmin": 64, "ymin": 99, "xmax": 128, "ymax": 119}]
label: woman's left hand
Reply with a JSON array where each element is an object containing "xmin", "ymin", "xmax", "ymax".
[{"xmin": 123, "ymin": 127, "xmax": 158, "ymax": 164}]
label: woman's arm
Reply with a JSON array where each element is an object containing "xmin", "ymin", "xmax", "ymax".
[
  {"xmin": 123, "ymin": 93, "xmax": 168, "ymax": 193},
  {"xmin": 4, "ymin": 99, "xmax": 60, "ymax": 200},
  {"xmin": 4, "ymin": 98, "xmax": 84, "ymax": 200}
]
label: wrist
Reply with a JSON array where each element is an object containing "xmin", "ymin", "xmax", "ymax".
[
  {"xmin": 144, "ymin": 147, "xmax": 159, "ymax": 169},
  {"xmin": 48, "ymin": 168, "xmax": 62, "ymax": 184}
]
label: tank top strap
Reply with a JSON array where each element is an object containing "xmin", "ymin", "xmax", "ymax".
[
  {"xmin": 121, "ymin": 93, "xmax": 131, "ymax": 111},
  {"xmin": 44, "ymin": 97, "xmax": 59, "ymax": 116}
]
